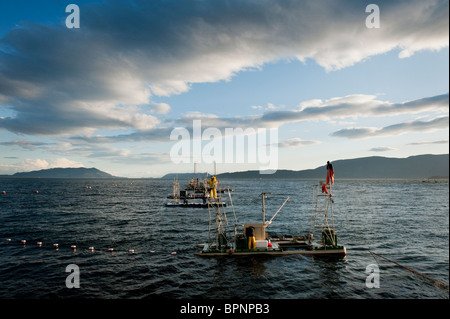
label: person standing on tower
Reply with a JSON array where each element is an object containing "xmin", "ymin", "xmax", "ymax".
[
  {"xmin": 326, "ymin": 161, "xmax": 334, "ymax": 185},
  {"xmin": 208, "ymin": 176, "xmax": 218, "ymax": 200}
]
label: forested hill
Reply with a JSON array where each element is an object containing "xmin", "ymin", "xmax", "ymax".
[
  {"xmin": 214, "ymin": 154, "xmax": 449, "ymax": 179},
  {"xmin": 11, "ymin": 167, "xmax": 117, "ymax": 179}
]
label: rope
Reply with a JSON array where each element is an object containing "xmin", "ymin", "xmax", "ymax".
[
  {"xmin": 369, "ymin": 250, "xmax": 449, "ymax": 291},
  {"xmin": 227, "ymin": 189, "xmax": 237, "ymax": 224},
  {"xmin": 331, "ymin": 190, "xmax": 448, "ymax": 293},
  {"xmin": 207, "ymin": 202, "xmax": 212, "ymax": 244}
]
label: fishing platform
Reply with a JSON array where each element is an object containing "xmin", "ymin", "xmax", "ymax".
[
  {"xmin": 195, "ymin": 184, "xmax": 346, "ymax": 257},
  {"xmin": 165, "ymin": 177, "xmax": 228, "ymax": 208}
]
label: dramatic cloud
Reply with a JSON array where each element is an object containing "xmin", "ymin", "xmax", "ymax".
[
  {"xmin": 331, "ymin": 116, "xmax": 449, "ymax": 139},
  {"xmin": 0, "ymin": 0, "xmax": 448, "ymax": 136},
  {"xmin": 260, "ymin": 93, "xmax": 449, "ymax": 126},
  {"xmin": 169, "ymin": 93, "xmax": 449, "ymax": 133},
  {"xmin": 57, "ymin": 93, "xmax": 448, "ymax": 145}
]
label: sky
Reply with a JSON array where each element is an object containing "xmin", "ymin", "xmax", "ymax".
[{"xmin": 0, "ymin": 0, "xmax": 448, "ymax": 178}]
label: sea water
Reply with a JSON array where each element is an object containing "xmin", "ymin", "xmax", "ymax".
[{"xmin": 0, "ymin": 178, "xmax": 448, "ymax": 299}]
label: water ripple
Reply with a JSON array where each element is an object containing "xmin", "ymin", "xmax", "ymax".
[{"xmin": 0, "ymin": 178, "xmax": 448, "ymax": 299}]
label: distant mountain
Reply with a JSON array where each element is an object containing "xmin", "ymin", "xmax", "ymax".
[
  {"xmin": 12, "ymin": 167, "xmax": 118, "ymax": 179},
  {"xmin": 210, "ymin": 154, "xmax": 448, "ymax": 180}
]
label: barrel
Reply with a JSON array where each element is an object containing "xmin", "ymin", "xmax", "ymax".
[{"xmin": 235, "ymin": 235, "xmax": 247, "ymax": 250}]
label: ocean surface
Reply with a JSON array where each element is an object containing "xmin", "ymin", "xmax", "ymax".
[{"xmin": 0, "ymin": 178, "xmax": 448, "ymax": 300}]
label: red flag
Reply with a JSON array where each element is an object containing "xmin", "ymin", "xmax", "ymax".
[{"xmin": 326, "ymin": 161, "xmax": 334, "ymax": 185}]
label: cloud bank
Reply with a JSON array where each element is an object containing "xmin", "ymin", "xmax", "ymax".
[
  {"xmin": 260, "ymin": 93, "xmax": 449, "ymax": 126},
  {"xmin": 278, "ymin": 138, "xmax": 320, "ymax": 148},
  {"xmin": 0, "ymin": 0, "xmax": 448, "ymax": 137},
  {"xmin": 331, "ymin": 116, "xmax": 449, "ymax": 139}
]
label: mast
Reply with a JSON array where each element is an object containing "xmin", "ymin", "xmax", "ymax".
[
  {"xmin": 207, "ymin": 201, "xmax": 231, "ymax": 250},
  {"xmin": 262, "ymin": 192, "xmax": 268, "ymax": 224},
  {"xmin": 172, "ymin": 177, "xmax": 180, "ymax": 204}
]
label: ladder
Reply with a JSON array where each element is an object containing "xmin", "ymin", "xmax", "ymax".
[
  {"xmin": 309, "ymin": 184, "xmax": 337, "ymax": 246},
  {"xmin": 207, "ymin": 200, "xmax": 233, "ymax": 250}
]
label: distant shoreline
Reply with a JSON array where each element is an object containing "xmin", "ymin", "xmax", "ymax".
[
  {"xmin": 0, "ymin": 176, "xmax": 447, "ymax": 182},
  {"xmin": 1, "ymin": 154, "xmax": 448, "ymax": 180}
]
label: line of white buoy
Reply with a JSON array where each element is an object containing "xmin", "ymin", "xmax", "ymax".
[
  {"xmin": 5, "ymin": 238, "xmax": 178, "ymax": 256},
  {"xmin": 1, "ymin": 184, "xmax": 122, "ymax": 195}
]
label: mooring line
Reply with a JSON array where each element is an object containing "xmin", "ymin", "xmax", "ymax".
[
  {"xmin": 336, "ymin": 205, "xmax": 448, "ymax": 293},
  {"xmin": 369, "ymin": 250, "xmax": 449, "ymax": 291}
]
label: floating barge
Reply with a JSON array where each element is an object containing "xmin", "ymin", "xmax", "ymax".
[
  {"xmin": 166, "ymin": 201, "xmax": 226, "ymax": 208},
  {"xmin": 195, "ymin": 185, "xmax": 346, "ymax": 257},
  {"xmin": 165, "ymin": 176, "xmax": 228, "ymax": 208}
]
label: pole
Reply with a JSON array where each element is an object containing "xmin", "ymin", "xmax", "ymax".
[
  {"xmin": 266, "ymin": 196, "xmax": 290, "ymax": 226},
  {"xmin": 262, "ymin": 192, "xmax": 266, "ymax": 224}
]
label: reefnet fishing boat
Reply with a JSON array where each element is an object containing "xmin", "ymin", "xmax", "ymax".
[
  {"xmin": 165, "ymin": 177, "xmax": 227, "ymax": 208},
  {"xmin": 195, "ymin": 183, "xmax": 346, "ymax": 257},
  {"xmin": 166, "ymin": 162, "xmax": 231, "ymax": 208}
]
